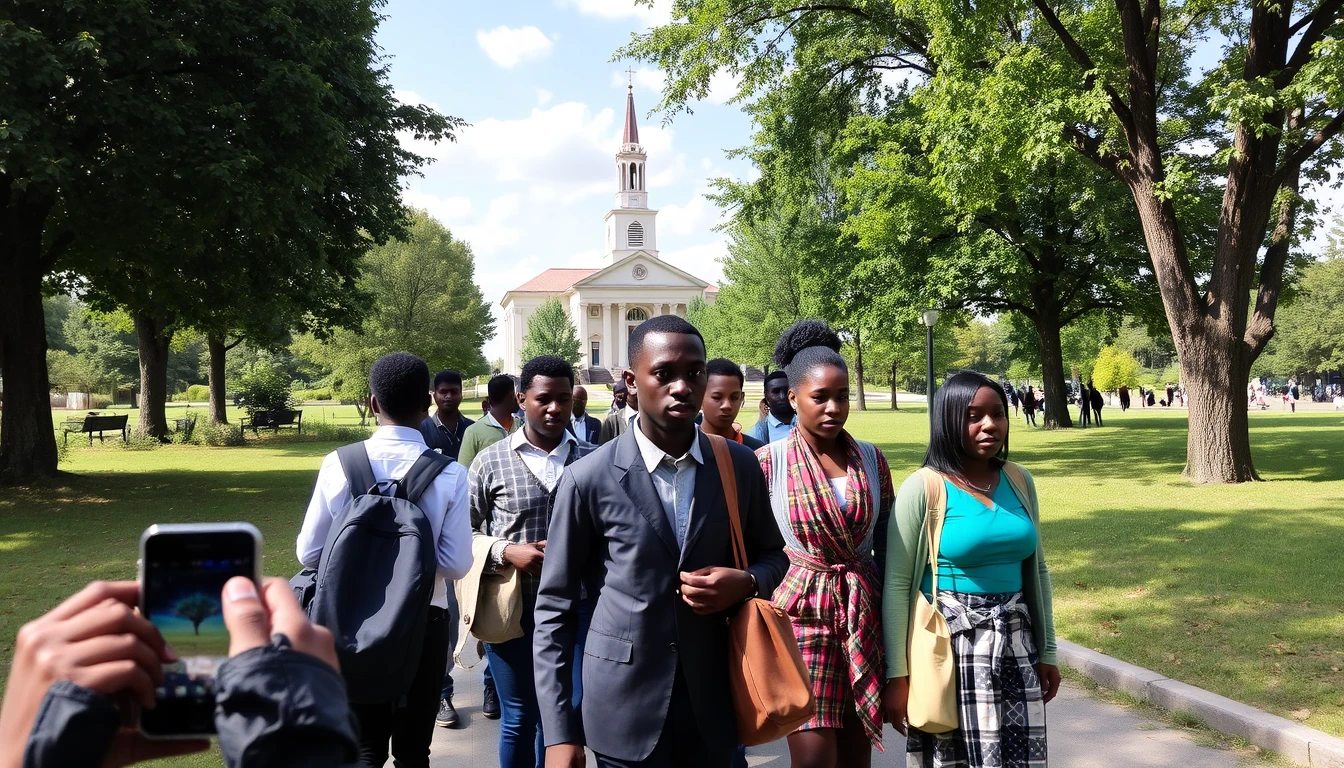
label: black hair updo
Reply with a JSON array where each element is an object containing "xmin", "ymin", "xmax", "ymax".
[{"xmin": 773, "ymin": 320, "xmax": 847, "ymax": 388}]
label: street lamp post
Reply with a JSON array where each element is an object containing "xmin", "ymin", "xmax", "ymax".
[{"xmin": 921, "ymin": 308, "xmax": 941, "ymax": 414}]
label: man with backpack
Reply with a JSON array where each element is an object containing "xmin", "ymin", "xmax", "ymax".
[{"xmin": 296, "ymin": 352, "xmax": 472, "ymax": 768}]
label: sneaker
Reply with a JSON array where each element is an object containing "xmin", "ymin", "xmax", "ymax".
[
  {"xmin": 435, "ymin": 697, "xmax": 459, "ymax": 729},
  {"xmin": 481, "ymin": 681, "xmax": 501, "ymax": 720}
]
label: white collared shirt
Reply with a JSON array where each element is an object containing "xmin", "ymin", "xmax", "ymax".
[
  {"xmin": 510, "ymin": 426, "xmax": 575, "ymax": 492},
  {"xmin": 296, "ymin": 425, "xmax": 472, "ymax": 609},
  {"xmin": 630, "ymin": 417, "xmax": 703, "ymax": 548}
]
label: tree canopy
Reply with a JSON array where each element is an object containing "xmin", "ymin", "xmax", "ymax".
[{"xmin": 521, "ymin": 299, "xmax": 583, "ymax": 366}]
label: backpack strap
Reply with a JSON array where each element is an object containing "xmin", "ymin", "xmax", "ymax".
[
  {"xmin": 337, "ymin": 442, "xmax": 378, "ymax": 497},
  {"xmin": 400, "ymin": 449, "xmax": 453, "ymax": 504}
]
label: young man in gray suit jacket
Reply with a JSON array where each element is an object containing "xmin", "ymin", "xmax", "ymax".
[{"xmin": 533, "ymin": 315, "xmax": 789, "ymax": 768}]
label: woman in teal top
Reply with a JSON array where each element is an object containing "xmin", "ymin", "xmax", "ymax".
[{"xmin": 881, "ymin": 371, "xmax": 1059, "ymax": 768}]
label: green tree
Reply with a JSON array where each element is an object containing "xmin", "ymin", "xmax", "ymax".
[
  {"xmin": 521, "ymin": 299, "xmax": 583, "ymax": 366},
  {"xmin": 293, "ymin": 211, "xmax": 494, "ymax": 424},
  {"xmin": 172, "ymin": 593, "xmax": 221, "ymax": 636},
  {"xmin": 899, "ymin": 0, "xmax": 1342, "ymax": 480},
  {"xmin": 1, "ymin": 0, "xmax": 461, "ymax": 477},
  {"xmin": 1091, "ymin": 346, "xmax": 1141, "ymax": 392},
  {"xmin": 46, "ymin": 350, "xmax": 104, "ymax": 397}
]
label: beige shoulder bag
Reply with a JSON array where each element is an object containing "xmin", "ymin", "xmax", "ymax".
[{"xmin": 907, "ymin": 468, "xmax": 959, "ymax": 733}]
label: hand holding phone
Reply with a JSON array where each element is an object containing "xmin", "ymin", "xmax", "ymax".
[
  {"xmin": 139, "ymin": 523, "xmax": 262, "ymax": 738},
  {"xmin": 219, "ymin": 576, "xmax": 339, "ymax": 669}
]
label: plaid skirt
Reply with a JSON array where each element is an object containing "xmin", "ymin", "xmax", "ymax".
[{"xmin": 907, "ymin": 591, "xmax": 1047, "ymax": 768}]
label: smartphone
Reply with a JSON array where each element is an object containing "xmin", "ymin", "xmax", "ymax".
[{"xmin": 138, "ymin": 523, "xmax": 262, "ymax": 738}]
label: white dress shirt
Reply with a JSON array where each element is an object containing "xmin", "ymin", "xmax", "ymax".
[
  {"xmin": 510, "ymin": 426, "xmax": 575, "ymax": 492},
  {"xmin": 631, "ymin": 417, "xmax": 703, "ymax": 548},
  {"xmin": 296, "ymin": 425, "xmax": 472, "ymax": 609}
]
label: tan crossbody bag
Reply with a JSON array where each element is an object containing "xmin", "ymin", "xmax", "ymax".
[
  {"xmin": 706, "ymin": 434, "xmax": 816, "ymax": 745},
  {"xmin": 907, "ymin": 468, "xmax": 959, "ymax": 733}
]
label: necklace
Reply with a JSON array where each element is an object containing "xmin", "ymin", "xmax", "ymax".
[{"xmin": 960, "ymin": 475, "xmax": 992, "ymax": 493}]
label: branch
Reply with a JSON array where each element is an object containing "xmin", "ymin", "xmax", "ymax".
[
  {"xmin": 1064, "ymin": 125, "xmax": 1127, "ymax": 180},
  {"xmin": 1274, "ymin": 110, "xmax": 1344, "ymax": 185},
  {"xmin": 1248, "ymin": 114, "xmax": 1304, "ymax": 357},
  {"xmin": 977, "ymin": 215, "xmax": 1044, "ymax": 270},
  {"xmin": 743, "ymin": 3, "xmax": 871, "ymax": 25},
  {"xmin": 1031, "ymin": 0, "xmax": 1136, "ymax": 133},
  {"xmin": 1281, "ymin": 0, "xmax": 1344, "ymax": 87}
]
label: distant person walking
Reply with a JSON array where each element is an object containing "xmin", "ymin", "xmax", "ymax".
[
  {"xmin": 1165, "ymin": 383, "xmax": 1175, "ymax": 408},
  {"xmin": 1088, "ymin": 379, "xmax": 1104, "ymax": 427},
  {"xmin": 1118, "ymin": 385, "xmax": 1130, "ymax": 412},
  {"xmin": 1076, "ymin": 383, "xmax": 1091, "ymax": 428},
  {"xmin": 882, "ymin": 371, "xmax": 1059, "ymax": 768},
  {"xmin": 1022, "ymin": 387, "xmax": 1038, "ymax": 427}
]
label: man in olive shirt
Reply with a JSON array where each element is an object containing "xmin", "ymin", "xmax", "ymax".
[{"xmin": 458, "ymin": 375, "xmax": 519, "ymax": 469}]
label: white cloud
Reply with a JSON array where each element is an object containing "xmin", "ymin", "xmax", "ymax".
[
  {"xmin": 557, "ymin": 0, "xmax": 672, "ymax": 25},
  {"xmin": 536, "ymin": 88, "xmax": 553, "ymax": 106},
  {"xmin": 476, "ymin": 26, "xmax": 554, "ymax": 69},
  {"xmin": 659, "ymin": 187, "xmax": 721, "ymax": 238},
  {"xmin": 705, "ymin": 70, "xmax": 742, "ymax": 105},
  {"xmin": 661, "ymin": 239, "xmax": 727, "ymax": 287}
]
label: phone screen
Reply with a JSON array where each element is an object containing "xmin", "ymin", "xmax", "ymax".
[{"xmin": 141, "ymin": 528, "xmax": 258, "ymax": 737}]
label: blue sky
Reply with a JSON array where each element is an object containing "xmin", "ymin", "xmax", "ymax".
[{"xmin": 375, "ymin": 0, "xmax": 750, "ymax": 362}]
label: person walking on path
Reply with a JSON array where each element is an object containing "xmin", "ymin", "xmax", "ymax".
[
  {"xmin": 297, "ymin": 353, "xmax": 473, "ymax": 768},
  {"xmin": 701, "ymin": 358, "xmax": 765, "ymax": 449},
  {"xmin": 758, "ymin": 321, "xmax": 894, "ymax": 768},
  {"xmin": 1165, "ymin": 383, "xmax": 1175, "ymax": 408},
  {"xmin": 1088, "ymin": 379, "xmax": 1104, "ymax": 427},
  {"xmin": 748, "ymin": 369, "xmax": 798, "ymax": 444},
  {"xmin": 881, "ymin": 371, "xmax": 1060, "ymax": 768},
  {"xmin": 1021, "ymin": 387, "xmax": 1037, "ymax": 427},
  {"xmin": 533, "ymin": 315, "xmax": 789, "ymax": 768},
  {"xmin": 470, "ymin": 356, "xmax": 595, "ymax": 768},
  {"xmin": 459, "ymin": 375, "xmax": 519, "ymax": 469}
]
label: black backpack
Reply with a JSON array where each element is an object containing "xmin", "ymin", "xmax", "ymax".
[{"xmin": 305, "ymin": 442, "xmax": 450, "ymax": 704}]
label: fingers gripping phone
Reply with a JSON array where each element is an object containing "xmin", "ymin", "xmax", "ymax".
[{"xmin": 138, "ymin": 523, "xmax": 262, "ymax": 738}]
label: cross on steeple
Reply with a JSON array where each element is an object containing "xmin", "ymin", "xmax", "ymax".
[{"xmin": 626, "ymin": 66, "xmax": 637, "ymax": 89}]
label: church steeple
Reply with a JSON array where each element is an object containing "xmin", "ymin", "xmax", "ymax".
[{"xmin": 605, "ymin": 81, "xmax": 657, "ymax": 266}]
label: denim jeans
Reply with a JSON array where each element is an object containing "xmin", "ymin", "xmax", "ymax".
[{"xmin": 485, "ymin": 601, "xmax": 590, "ymax": 768}]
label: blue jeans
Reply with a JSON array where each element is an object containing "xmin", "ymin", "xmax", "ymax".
[{"xmin": 486, "ymin": 601, "xmax": 590, "ymax": 768}]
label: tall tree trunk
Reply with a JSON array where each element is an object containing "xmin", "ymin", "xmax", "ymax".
[
  {"xmin": 207, "ymin": 334, "xmax": 229, "ymax": 424},
  {"xmin": 853, "ymin": 327, "xmax": 867, "ymax": 411},
  {"xmin": 0, "ymin": 204, "xmax": 59, "ymax": 483},
  {"xmin": 134, "ymin": 312, "xmax": 174, "ymax": 441},
  {"xmin": 1033, "ymin": 314, "xmax": 1074, "ymax": 429},
  {"xmin": 1179, "ymin": 334, "xmax": 1257, "ymax": 481}
]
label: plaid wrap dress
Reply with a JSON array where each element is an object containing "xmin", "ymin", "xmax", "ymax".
[{"xmin": 758, "ymin": 430, "xmax": 894, "ymax": 747}]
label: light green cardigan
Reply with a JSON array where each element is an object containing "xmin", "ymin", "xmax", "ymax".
[{"xmin": 881, "ymin": 465, "xmax": 1057, "ymax": 679}]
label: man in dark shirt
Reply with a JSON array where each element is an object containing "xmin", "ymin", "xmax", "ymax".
[{"xmin": 419, "ymin": 370, "xmax": 473, "ymax": 460}]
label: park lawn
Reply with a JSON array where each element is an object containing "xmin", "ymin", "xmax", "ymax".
[{"xmin": 1, "ymin": 404, "xmax": 1342, "ymax": 759}]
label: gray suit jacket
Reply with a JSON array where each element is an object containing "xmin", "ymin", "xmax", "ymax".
[{"xmin": 533, "ymin": 429, "xmax": 788, "ymax": 762}]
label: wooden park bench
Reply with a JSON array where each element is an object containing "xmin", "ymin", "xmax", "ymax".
[
  {"xmin": 62, "ymin": 413, "xmax": 130, "ymax": 446},
  {"xmin": 247, "ymin": 409, "xmax": 303, "ymax": 435}
]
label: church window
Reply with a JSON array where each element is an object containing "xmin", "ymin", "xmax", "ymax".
[
  {"xmin": 626, "ymin": 307, "xmax": 648, "ymax": 322},
  {"xmin": 627, "ymin": 221, "xmax": 644, "ymax": 247},
  {"xmin": 629, "ymin": 163, "xmax": 638, "ymax": 189}
]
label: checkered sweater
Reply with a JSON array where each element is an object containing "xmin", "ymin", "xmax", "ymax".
[{"xmin": 468, "ymin": 438, "xmax": 594, "ymax": 604}]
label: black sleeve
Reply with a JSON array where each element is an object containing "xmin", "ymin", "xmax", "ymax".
[
  {"xmin": 22, "ymin": 681, "xmax": 119, "ymax": 768},
  {"xmin": 215, "ymin": 642, "xmax": 359, "ymax": 768}
]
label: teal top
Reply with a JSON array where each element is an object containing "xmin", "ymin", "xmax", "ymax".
[{"xmin": 920, "ymin": 474, "xmax": 1037, "ymax": 595}]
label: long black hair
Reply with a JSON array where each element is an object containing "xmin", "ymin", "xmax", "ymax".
[{"xmin": 923, "ymin": 371, "xmax": 1010, "ymax": 477}]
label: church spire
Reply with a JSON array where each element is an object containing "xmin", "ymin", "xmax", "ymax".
[{"xmin": 622, "ymin": 83, "xmax": 640, "ymax": 145}]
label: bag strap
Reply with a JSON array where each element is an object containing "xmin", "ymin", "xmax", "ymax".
[
  {"xmin": 915, "ymin": 468, "xmax": 947, "ymax": 602},
  {"xmin": 707, "ymin": 434, "xmax": 748, "ymax": 570},
  {"xmin": 400, "ymin": 449, "xmax": 453, "ymax": 504},
  {"xmin": 337, "ymin": 442, "xmax": 378, "ymax": 497},
  {"xmin": 1000, "ymin": 461, "xmax": 1037, "ymax": 523}
]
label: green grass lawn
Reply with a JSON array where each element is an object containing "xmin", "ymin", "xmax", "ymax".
[{"xmin": 3, "ymin": 404, "xmax": 1343, "ymax": 759}]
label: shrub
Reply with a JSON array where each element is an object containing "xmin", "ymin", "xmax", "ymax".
[
  {"xmin": 292, "ymin": 387, "xmax": 335, "ymax": 402},
  {"xmin": 121, "ymin": 430, "xmax": 161, "ymax": 451},
  {"xmin": 172, "ymin": 384, "xmax": 211, "ymax": 403},
  {"xmin": 193, "ymin": 421, "xmax": 245, "ymax": 447},
  {"xmin": 90, "ymin": 394, "xmax": 112, "ymax": 409},
  {"xmin": 236, "ymin": 364, "xmax": 296, "ymax": 416}
]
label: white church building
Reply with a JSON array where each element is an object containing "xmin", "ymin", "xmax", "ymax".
[{"xmin": 500, "ymin": 86, "xmax": 718, "ymax": 378}]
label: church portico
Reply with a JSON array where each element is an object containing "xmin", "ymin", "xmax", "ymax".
[{"xmin": 500, "ymin": 84, "xmax": 716, "ymax": 375}]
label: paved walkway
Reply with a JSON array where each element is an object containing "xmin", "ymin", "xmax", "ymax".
[{"xmin": 429, "ymin": 665, "xmax": 1256, "ymax": 767}]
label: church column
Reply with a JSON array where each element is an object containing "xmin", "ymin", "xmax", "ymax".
[
  {"xmin": 675, "ymin": 303, "xmax": 686, "ymax": 317},
  {"xmin": 660, "ymin": 302, "xmax": 670, "ymax": 316},
  {"xmin": 616, "ymin": 303, "xmax": 628, "ymax": 367},
  {"xmin": 578, "ymin": 303, "xmax": 589, "ymax": 368},
  {"xmin": 609, "ymin": 303, "xmax": 618, "ymax": 368}
]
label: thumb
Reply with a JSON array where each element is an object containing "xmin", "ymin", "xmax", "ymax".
[{"xmin": 221, "ymin": 577, "xmax": 269, "ymax": 657}]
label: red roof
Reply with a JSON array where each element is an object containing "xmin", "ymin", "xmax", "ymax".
[
  {"xmin": 509, "ymin": 268, "xmax": 598, "ymax": 293},
  {"xmin": 705, "ymin": 284, "xmax": 720, "ymax": 295}
]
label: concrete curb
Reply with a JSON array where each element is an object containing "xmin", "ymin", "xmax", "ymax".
[{"xmin": 1057, "ymin": 639, "xmax": 1344, "ymax": 766}]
